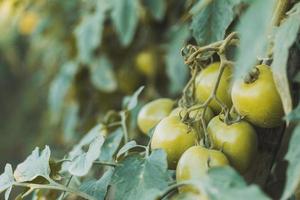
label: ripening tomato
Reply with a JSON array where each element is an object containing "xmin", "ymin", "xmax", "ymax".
[
  {"xmin": 151, "ymin": 116, "xmax": 198, "ymax": 169},
  {"xmin": 137, "ymin": 98, "xmax": 174, "ymax": 134},
  {"xmin": 195, "ymin": 62, "xmax": 233, "ymax": 113},
  {"xmin": 176, "ymin": 146, "xmax": 229, "ymax": 193},
  {"xmin": 231, "ymin": 64, "xmax": 284, "ymax": 128},
  {"xmin": 207, "ymin": 116, "xmax": 258, "ymax": 173}
]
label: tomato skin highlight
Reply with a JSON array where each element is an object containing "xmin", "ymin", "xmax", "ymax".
[
  {"xmin": 231, "ymin": 64, "xmax": 284, "ymax": 128},
  {"xmin": 176, "ymin": 145, "xmax": 229, "ymax": 193},
  {"xmin": 137, "ymin": 98, "xmax": 174, "ymax": 134},
  {"xmin": 151, "ymin": 116, "xmax": 198, "ymax": 169},
  {"xmin": 195, "ymin": 62, "xmax": 233, "ymax": 114},
  {"xmin": 207, "ymin": 116, "xmax": 258, "ymax": 173}
]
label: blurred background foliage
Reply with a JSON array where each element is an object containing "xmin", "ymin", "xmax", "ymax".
[{"xmin": 0, "ymin": 0, "xmax": 193, "ymax": 167}]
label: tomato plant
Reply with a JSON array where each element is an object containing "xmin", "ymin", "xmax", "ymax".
[{"xmin": 0, "ymin": 0, "xmax": 300, "ymax": 200}]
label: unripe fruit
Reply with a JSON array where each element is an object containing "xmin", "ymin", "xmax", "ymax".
[
  {"xmin": 151, "ymin": 116, "xmax": 198, "ymax": 169},
  {"xmin": 231, "ymin": 64, "xmax": 284, "ymax": 128},
  {"xmin": 195, "ymin": 62, "xmax": 233, "ymax": 113},
  {"xmin": 207, "ymin": 116, "xmax": 258, "ymax": 173},
  {"xmin": 176, "ymin": 146, "xmax": 229, "ymax": 193},
  {"xmin": 137, "ymin": 98, "xmax": 174, "ymax": 134}
]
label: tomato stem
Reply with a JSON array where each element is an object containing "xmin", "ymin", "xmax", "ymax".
[{"xmin": 180, "ymin": 32, "xmax": 239, "ymax": 148}]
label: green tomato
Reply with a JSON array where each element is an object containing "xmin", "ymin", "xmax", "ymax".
[
  {"xmin": 151, "ymin": 116, "xmax": 198, "ymax": 169},
  {"xmin": 176, "ymin": 146, "xmax": 229, "ymax": 193},
  {"xmin": 207, "ymin": 116, "xmax": 258, "ymax": 173},
  {"xmin": 231, "ymin": 64, "xmax": 284, "ymax": 128},
  {"xmin": 137, "ymin": 98, "xmax": 174, "ymax": 134},
  {"xmin": 195, "ymin": 62, "xmax": 233, "ymax": 113}
]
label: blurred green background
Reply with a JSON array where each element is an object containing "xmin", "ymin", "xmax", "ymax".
[{"xmin": 0, "ymin": 0, "xmax": 192, "ymax": 168}]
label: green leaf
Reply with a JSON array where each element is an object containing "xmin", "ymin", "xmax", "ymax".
[
  {"xmin": 73, "ymin": 124, "xmax": 106, "ymax": 149},
  {"xmin": 282, "ymin": 124, "xmax": 300, "ymax": 199},
  {"xmin": 144, "ymin": 0, "xmax": 166, "ymax": 21},
  {"xmin": 197, "ymin": 167, "xmax": 270, "ymax": 200},
  {"xmin": 116, "ymin": 140, "xmax": 137, "ymax": 158},
  {"xmin": 80, "ymin": 168, "xmax": 114, "ymax": 200},
  {"xmin": 62, "ymin": 124, "xmax": 106, "ymax": 173},
  {"xmin": 48, "ymin": 61, "xmax": 79, "ymax": 124},
  {"xmin": 75, "ymin": 0, "xmax": 109, "ymax": 63},
  {"xmin": 165, "ymin": 25, "xmax": 190, "ymax": 94},
  {"xmin": 99, "ymin": 128, "xmax": 123, "ymax": 162},
  {"xmin": 14, "ymin": 146, "xmax": 51, "ymax": 182},
  {"xmin": 0, "ymin": 164, "xmax": 14, "ymax": 200},
  {"xmin": 68, "ymin": 135, "xmax": 105, "ymax": 176},
  {"xmin": 111, "ymin": 0, "xmax": 140, "ymax": 46},
  {"xmin": 234, "ymin": 0, "xmax": 276, "ymax": 80},
  {"xmin": 285, "ymin": 103, "xmax": 300, "ymax": 121},
  {"xmin": 111, "ymin": 149, "xmax": 170, "ymax": 200},
  {"xmin": 123, "ymin": 86, "xmax": 144, "ymax": 110},
  {"xmin": 63, "ymin": 101, "xmax": 79, "ymax": 143},
  {"xmin": 89, "ymin": 55, "xmax": 117, "ymax": 92},
  {"xmin": 190, "ymin": 0, "xmax": 241, "ymax": 45},
  {"xmin": 272, "ymin": 2, "xmax": 300, "ymax": 118}
]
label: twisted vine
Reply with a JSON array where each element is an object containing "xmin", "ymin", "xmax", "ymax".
[{"xmin": 179, "ymin": 32, "xmax": 239, "ymax": 148}]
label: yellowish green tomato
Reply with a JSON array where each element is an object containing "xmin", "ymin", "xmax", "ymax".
[
  {"xmin": 231, "ymin": 64, "xmax": 284, "ymax": 128},
  {"xmin": 137, "ymin": 98, "xmax": 174, "ymax": 134},
  {"xmin": 151, "ymin": 116, "xmax": 198, "ymax": 169},
  {"xmin": 195, "ymin": 62, "xmax": 233, "ymax": 114},
  {"xmin": 176, "ymin": 146, "xmax": 229, "ymax": 193},
  {"xmin": 207, "ymin": 116, "xmax": 258, "ymax": 173},
  {"xmin": 135, "ymin": 50, "xmax": 157, "ymax": 77}
]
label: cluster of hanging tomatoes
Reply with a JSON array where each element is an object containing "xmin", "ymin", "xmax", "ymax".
[{"xmin": 136, "ymin": 60, "xmax": 284, "ymax": 197}]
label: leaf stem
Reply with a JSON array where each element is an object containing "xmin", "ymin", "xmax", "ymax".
[
  {"xmin": 94, "ymin": 160, "xmax": 119, "ymax": 167},
  {"xmin": 57, "ymin": 175, "xmax": 73, "ymax": 200},
  {"xmin": 120, "ymin": 111, "xmax": 129, "ymax": 144},
  {"xmin": 14, "ymin": 181, "xmax": 96, "ymax": 200},
  {"xmin": 272, "ymin": 0, "xmax": 289, "ymax": 26}
]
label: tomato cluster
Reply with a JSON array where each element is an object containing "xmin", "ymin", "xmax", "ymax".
[{"xmin": 137, "ymin": 62, "xmax": 284, "ymax": 196}]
